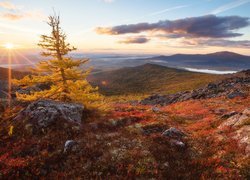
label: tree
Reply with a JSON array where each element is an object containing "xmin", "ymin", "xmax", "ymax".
[{"xmin": 13, "ymin": 14, "xmax": 102, "ymax": 108}]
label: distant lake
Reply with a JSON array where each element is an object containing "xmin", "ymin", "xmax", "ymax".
[{"xmin": 184, "ymin": 67, "xmax": 237, "ymax": 74}]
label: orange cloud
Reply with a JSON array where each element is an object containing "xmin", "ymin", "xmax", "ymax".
[
  {"xmin": 0, "ymin": 10, "xmax": 46, "ymax": 21},
  {"xmin": 0, "ymin": 1, "xmax": 20, "ymax": 10},
  {"xmin": 2, "ymin": 13, "xmax": 23, "ymax": 20}
]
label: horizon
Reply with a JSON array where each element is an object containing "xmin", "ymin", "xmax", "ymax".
[{"xmin": 0, "ymin": 0, "xmax": 250, "ymax": 55}]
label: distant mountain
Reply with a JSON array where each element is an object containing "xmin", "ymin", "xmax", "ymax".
[
  {"xmin": 131, "ymin": 51, "xmax": 250, "ymax": 71},
  {"xmin": 89, "ymin": 63, "xmax": 224, "ymax": 95}
]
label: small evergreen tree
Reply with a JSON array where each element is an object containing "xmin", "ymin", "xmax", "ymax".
[{"xmin": 13, "ymin": 14, "xmax": 101, "ymax": 108}]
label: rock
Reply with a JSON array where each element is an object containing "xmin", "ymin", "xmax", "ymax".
[
  {"xmin": 64, "ymin": 140, "xmax": 78, "ymax": 153},
  {"xmin": 227, "ymin": 91, "xmax": 246, "ymax": 99},
  {"xmin": 162, "ymin": 127, "xmax": 186, "ymax": 139},
  {"xmin": 233, "ymin": 114, "xmax": 250, "ymax": 127},
  {"xmin": 163, "ymin": 162, "xmax": 169, "ymax": 167},
  {"xmin": 207, "ymin": 83, "xmax": 217, "ymax": 89},
  {"xmin": 233, "ymin": 126, "xmax": 250, "ymax": 155},
  {"xmin": 219, "ymin": 108, "xmax": 250, "ymax": 129},
  {"xmin": 16, "ymin": 83, "xmax": 51, "ymax": 95},
  {"xmin": 170, "ymin": 139, "xmax": 186, "ymax": 148},
  {"xmin": 242, "ymin": 108, "xmax": 250, "ymax": 116},
  {"xmin": 221, "ymin": 111, "xmax": 238, "ymax": 119},
  {"xmin": 130, "ymin": 100, "xmax": 139, "ymax": 106},
  {"xmin": 152, "ymin": 106, "xmax": 160, "ymax": 113},
  {"xmin": 15, "ymin": 99, "xmax": 84, "ymax": 129},
  {"xmin": 140, "ymin": 74, "xmax": 250, "ymax": 106}
]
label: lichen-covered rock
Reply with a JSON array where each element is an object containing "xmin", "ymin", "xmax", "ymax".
[
  {"xmin": 227, "ymin": 90, "xmax": 246, "ymax": 99},
  {"xmin": 233, "ymin": 126, "xmax": 250, "ymax": 155},
  {"xmin": 219, "ymin": 108, "xmax": 250, "ymax": 129},
  {"xmin": 14, "ymin": 99, "xmax": 84, "ymax": 128},
  {"xmin": 242, "ymin": 108, "xmax": 250, "ymax": 116},
  {"xmin": 162, "ymin": 127, "xmax": 186, "ymax": 139}
]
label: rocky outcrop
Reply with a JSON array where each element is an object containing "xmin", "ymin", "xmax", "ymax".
[
  {"xmin": 233, "ymin": 126, "xmax": 250, "ymax": 155},
  {"xmin": 14, "ymin": 99, "xmax": 84, "ymax": 129},
  {"xmin": 219, "ymin": 108, "xmax": 250, "ymax": 155},
  {"xmin": 141, "ymin": 73, "xmax": 250, "ymax": 106},
  {"xmin": 219, "ymin": 108, "xmax": 250, "ymax": 129}
]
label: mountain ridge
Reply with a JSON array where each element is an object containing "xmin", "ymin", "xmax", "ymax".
[{"xmin": 89, "ymin": 63, "xmax": 224, "ymax": 95}]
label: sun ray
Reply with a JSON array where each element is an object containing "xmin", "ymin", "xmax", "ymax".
[
  {"xmin": 7, "ymin": 49, "xmax": 12, "ymax": 108},
  {"xmin": 14, "ymin": 50, "xmax": 37, "ymax": 68}
]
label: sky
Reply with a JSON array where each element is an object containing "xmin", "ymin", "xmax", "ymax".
[{"xmin": 0, "ymin": 0, "xmax": 250, "ymax": 55}]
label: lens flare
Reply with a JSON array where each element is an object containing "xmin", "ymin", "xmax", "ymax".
[
  {"xmin": 8, "ymin": 49, "xmax": 12, "ymax": 107},
  {"xmin": 4, "ymin": 43, "xmax": 14, "ymax": 50}
]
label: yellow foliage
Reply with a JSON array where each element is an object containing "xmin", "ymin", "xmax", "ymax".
[
  {"xmin": 13, "ymin": 14, "xmax": 102, "ymax": 109},
  {"xmin": 8, "ymin": 125, "xmax": 13, "ymax": 136}
]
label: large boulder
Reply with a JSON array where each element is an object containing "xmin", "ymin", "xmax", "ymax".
[
  {"xmin": 218, "ymin": 108, "xmax": 250, "ymax": 156},
  {"xmin": 219, "ymin": 108, "xmax": 250, "ymax": 129},
  {"xmin": 14, "ymin": 99, "xmax": 84, "ymax": 129},
  {"xmin": 233, "ymin": 126, "xmax": 250, "ymax": 155}
]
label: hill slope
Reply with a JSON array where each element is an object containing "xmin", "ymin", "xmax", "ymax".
[
  {"xmin": 0, "ymin": 67, "xmax": 27, "ymax": 80},
  {"xmin": 0, "ymin": 67, "xmax": 28, "ymax": 98},
  {"xmin": 89, "ymin": 63, "xmax": 224, "ymax": 95},
  {"xmin": 127, "ymin": 51, "xmax": 250, "ymax": 71}
]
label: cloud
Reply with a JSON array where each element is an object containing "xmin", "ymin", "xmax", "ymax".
[
  {"xmin": 1, "ymin": 10, "xmax": 45, "ymax": 21},
  {"xmin": 119, "ymin": 36, "xmax": 150, "ymax": 44},
  {"xmin": 197, "ymin": 39, "xmax": 250, "ymax": 48},
  {"xmin": 96, "ymin": 15, "xmax": 250, "ymax": 38},
  {"xmin": 2, "ymin": 13, "xmax": 23, "ymax": 20},
  {"xmin": 0, "ymin": 1, "xmax": 20, "ymax": 10},
  {"xmin": 178, "ymin": 38, "xmax": 250, "ymax": 48},
  {"xmin": 210, "ymin": 0, "xmax": 250, "ymax": 14}
]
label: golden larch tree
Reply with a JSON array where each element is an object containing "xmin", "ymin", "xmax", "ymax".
[{"xmin": 13, "ymin": 14, "xmax": 102, "ymax": 108}]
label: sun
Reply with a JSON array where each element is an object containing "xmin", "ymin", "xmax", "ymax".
[{"xmin": 4, "ymin": 43, "xmax": 14, "ymax": 50}]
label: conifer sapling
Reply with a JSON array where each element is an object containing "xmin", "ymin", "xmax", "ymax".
[{"xmin": 13, "ymin": 14, "xmax": 102, "ymax": 108}]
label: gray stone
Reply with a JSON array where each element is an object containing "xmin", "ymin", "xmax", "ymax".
[
  {"xmin": 162, "ymin": 127, "xmax": 186, "ymax": 139},
  {"xmin": 15, "ymin": 99, "xmax": 84, "ymax": 128},
  {"xmin": 227, "ymin": 91, "xmax": 245, "ymax": 99},
  {"xmin": 170, "ymin": 139, "xmax": 186, "ymax": 148},
  {"xmin": 219, "ymin": 108, "xmax": 250, "ymax": 129},
  {"xmin": 64, "ymin": 140, "xmax": 78, "ymax": 153},
  {"xmin": 242, "ymin": 108, "xmax": 250, "ymax": 116},
  {"xmin": 140, "ymin": 74, "xmax": 250, "ymax": 106},
  {"xmin": 152, "ymin": 106, "xmax": 160, "ymax": 112},
  {"xmin": 233, "ymin": 126, "xmax": 250, "ymax": 155}
]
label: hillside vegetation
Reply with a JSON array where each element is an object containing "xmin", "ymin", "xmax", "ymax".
[
  {"xmin": 0, "ymin": 67, "xmax": 27, "ymax": 80},
  {"xmin": 89, "ymin": 63, "xmax": 224, "ymax": 95}
]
